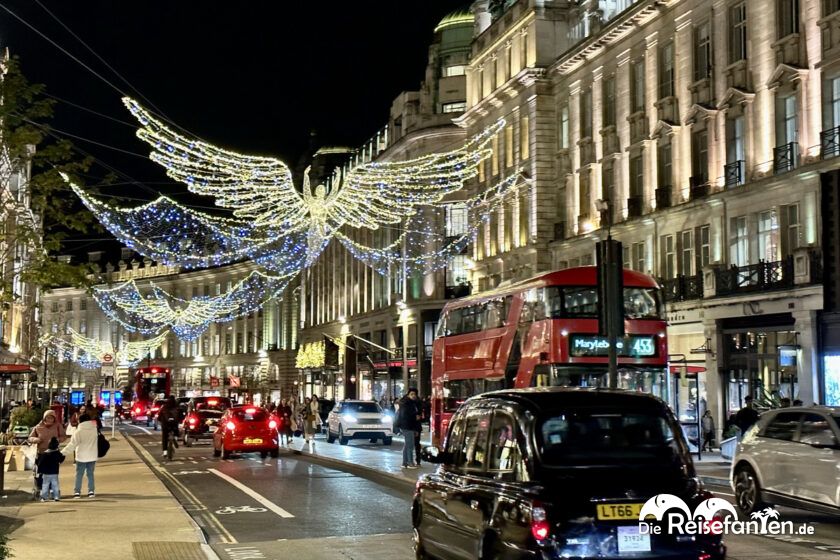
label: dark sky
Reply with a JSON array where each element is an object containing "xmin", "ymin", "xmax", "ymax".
[{"xmin": 0, "ymin": 0, "xmax": 469, "ymax": 243}]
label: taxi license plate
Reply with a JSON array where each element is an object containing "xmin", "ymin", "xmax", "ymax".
[
  {"xmin": 243, "ymin": 438, "xmax": 263, "ymax": 445},
  {"xmin": 208, "ymin": 426, "xmax": 217, "ymax": 433},
  {"xmin": 616, "ymin": 525, "xmax": 651, "ymax": 553},
  {"xmin": 596, "ymin": 503, "xmax": 643, "ymax": 521}
]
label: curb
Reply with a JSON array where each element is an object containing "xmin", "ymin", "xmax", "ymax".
[
  {"xmin": 700, "ymin": 475, "xmax": 729, "ymax": 487},
  {"xmin": 289, "ymin": 447, "xmax": 419, "ymax": 491}
]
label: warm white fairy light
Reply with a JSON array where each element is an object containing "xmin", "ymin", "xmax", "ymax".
[{"xmin": 40, "ymin": 329, "xmax": 170, "ymax": 369}]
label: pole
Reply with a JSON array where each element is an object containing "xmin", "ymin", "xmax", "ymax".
[
  {"xmin": 42, "ymin": 346, "xmax": 48, "ymax": 404},
  {"xmin": 597, "ymin": 238, "xmax": 624, "ymax": 389}
]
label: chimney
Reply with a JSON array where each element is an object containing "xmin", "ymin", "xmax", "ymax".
[{"xmin": 87, "ymin": 251, "xmax": 104, "ymax": 263}]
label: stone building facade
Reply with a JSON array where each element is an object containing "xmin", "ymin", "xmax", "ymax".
[{"xmin": 457, "ymin": 0, "xmax": 840, "ymax": 436}]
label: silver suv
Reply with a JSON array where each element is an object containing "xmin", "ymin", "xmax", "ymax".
[
  {"xmin": 731, "ymin": 406, "xmax": 840, "ymax": 516},
  {"xmin": 326, "ymin": 400, "xmax": 394, "ymax": 445}
]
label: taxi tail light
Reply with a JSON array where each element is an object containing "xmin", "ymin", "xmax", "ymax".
[
  {"xmin": 268, "ymin": 419, "xmax": 278, "ymax": 429},
  {"xmin": 188, "ymin": 415, "xmax": 198, "ymax": 425},
  {"xmin": 134, "ymin": 407, "xmax": 141, "ymax": 414},
  {"xmin": 530, "ymin": 502, "xmax": 550, "ymax": 541},
  {"xmin": 245, "ymin": 407, "xmax": 257, "ymax": 414},
  {"xmin": 226, "ymin": 421, "xmax": 236, "ymax": 430},
  {"xmin": 698, "ymin": 555, "xmax": 712, "ymax": 560}
]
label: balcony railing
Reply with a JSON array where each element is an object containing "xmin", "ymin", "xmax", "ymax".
[
  {"xmin": 626, "ymin": 196, "xmax": 643, "ymax": 218},
  {"xmin": 714, "ymin": 257, "xmax": 794, "ymax": 296},
  {"xmin": 773, "ymin": 142, "xmax": 798, "ymax": 174},
  {"xmin": 553, "ymin": 221, "xmax": 566, "ymax": 241},
  {"xmin": 822, "ymin": 126, "xmax": 840, "ymax": 159},
  {"xmin": 367, "ymin": 345, "xmax": 418, "ymax": 364},
  {"xmin": 689, "ymin": 175, "xmax": 709, "ymax": 200},
  {"xmin": 661, "ymin": 273, "xmax": 704, "ymax": 303},
  {"xmin": 723, "ymin": 160, "xmax": 744, "ymax": 188},
  {"xmin": 655, "ymin": 185, "xmax": 672, "ymax": 209},
  {"xmin": 445, "ymin": 283, "xmax": 471, "ymax": 299}
]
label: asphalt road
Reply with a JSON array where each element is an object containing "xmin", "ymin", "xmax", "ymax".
[
  {"xmin": 121, "ymin": 423, "xmax": 416, "ymax": 560},
  {"xmin": 121, "ymin": 423, "xmax": 840, "ymax": 560}
]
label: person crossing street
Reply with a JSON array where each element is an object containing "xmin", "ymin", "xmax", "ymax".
[{"xmin": 395, "ymin": 388, "xmax": 421, "ymax": 469}]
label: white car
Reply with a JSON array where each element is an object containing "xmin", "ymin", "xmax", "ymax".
[
  {"xmin": 731, "ymin": 406, "xmax": 840, "ymax": 516},
  {"xmin": 326, "ymin": 400, "xmax": 394, "ymax": 445}
]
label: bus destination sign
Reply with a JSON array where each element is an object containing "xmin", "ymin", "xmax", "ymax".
[{"xmin": 569, "ymin": 335, "xmax": 657, "ymax": 358}]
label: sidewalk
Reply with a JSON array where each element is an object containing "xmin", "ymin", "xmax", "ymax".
[
  {"xmin": 291, "ymin": 437, "xmax": 732, "ymax": 489},
  {"xmin": 0, "ymin": 429, "xmax": 214, "ymax": 560}
]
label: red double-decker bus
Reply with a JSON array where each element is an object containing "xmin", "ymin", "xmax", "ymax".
[
  {"xmin": 430, "ymin": 267, "xmax": 667, "ymax": 443},
  {"xmin": 130, "ymin": 366, "xmax": 171, "ymax": 423}
]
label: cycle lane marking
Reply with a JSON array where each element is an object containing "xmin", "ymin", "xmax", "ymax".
[{"xmin": 208, "ymin": 468, "xmax": 295, "ymax": 519}]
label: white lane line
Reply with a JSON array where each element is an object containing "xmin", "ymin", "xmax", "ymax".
[
  {"xmin": 122, "ymin": 423, "xmax": 154, "ymax": 435},
  {"xmin": 207, "ymin": 468, "xmax": 294, "ymax": 519}
]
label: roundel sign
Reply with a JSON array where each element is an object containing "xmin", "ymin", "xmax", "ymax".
[{"xmin": 101, "ymin": 353, "xmax": 114, "ymax": 364}]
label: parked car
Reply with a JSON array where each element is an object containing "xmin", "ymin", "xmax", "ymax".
[
  {"xmin": 182, "ymin": 397, "xmax": 232, "ymax": 446},
  {"xmin": 413, "ymin": 388, "xmax": 725, "ymax": 560},
  {"xmin": 213, "ymin": 405, "xmax": 279, "ymax": 459},
  {"xmin": 731, "ymin": 405, "xmax": 840, "ymax": 516},
  {"xmin": 326, "ymin": 400, "xmax": 394, "ymax": 445}
]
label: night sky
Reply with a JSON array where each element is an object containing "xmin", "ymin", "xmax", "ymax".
[{"xmin": 0, "ymin": 0, "xmax": 469, "ymax": 255}]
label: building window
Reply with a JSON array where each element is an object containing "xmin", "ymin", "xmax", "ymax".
[
  {"xmin": 783, "ymin": 204, "xmax": 801, "ymax": 255},
  {"xmin": 778, "ymin": 0, "xmax": 800, "ymax": 38},
  {"xmin": 236, "ymin": 333, "xmax": 243, "ymax": 354},
  {"xmin": 700, "ymin": 225, "xmax": 711, "ymax": 268},
  {"xmin": 65, "ymin": 300, "xmax": 73, "ymax": 312},
  {"xmin": 691, "ymin": 128, "xmax": 709, "ymax": 182},
  {"xmin": 730, "ymin": 215, "xmax": 749, "ymax": 267},
  {"xmin": 663, "ymin": 235, "xmax": 676, "ymax": 279},
  {"xmin": 826, "ymin": 0, "xmax": 840, "ymax": 15},
  {"xmin": 444, "ymin": 64, "xmax": 466, "ymax": 77},
  {"xmin": 447, "ymin": 255, "xmax": 468, "ymax": 286},
  {"xmin": 446, "ymin": 203, "xmax": 468, "ymax": 237},
  {"xmin": 630, "ymin": 154, "xmax": 644, "ymax": 198},
  {"xmin": 579, "ymin": 172, "xmax": 591, "ymax": 219},
  {"xmin": 681, "ymin": 230, "xmax": 694, "ymax": 275},
  {"xmin": 603, "ymin": 160, "xmax": 616, "ymax": 213},
  {"xmin": 659, "ymin": 42, "xmax": 675, "ymax": 99},
  {"xmin": 828, "ymin": 76, "xmax": 840, "ymax": 129},
  {"xmin": 632, "ymin": 60, "xmax": 645, "ymax": 113},
  {"xmin": 633, "ymin": 242, "xmax": 646, "ymax": 272},
  {"xmin": 758, "ymin": 210, "xmax": 780, "ymax": 262},
  {"xmin": 726, "ymin": 115, "xmax": 746, "ymax": 165},
  {"xmin": 80, "ymin": 300, "xmax": 86, "ymax": 311},
  {"xmin": 657, "ymin": 140, "xmax": 672, "ymax": 188},
  {"xmin": 559, "ymin": 105, "xmax": 570, "ymax": 149},
  {"xmin": 442, "ymin": 101, "xmax": 466, "ymax": 113},
  {"xmin": 729, "ymin": 2, "xmax": 748, "ymax": 63},
  {"xmin": 520, "ymin": 115, "xmax": 530, "ymax": 159},
  {"xmin": 51, "ymin": 301, "xmax": 58, "ymax": 313},
  {"xmin": 520, "ymin": 31, "xmax": 528, "ymax": 69},
  {"xmin": 225, "ymin": 333, "xmax": 232, "ymax": 354},
  {"xmin": 580, "ymin": 88, "xmax": 593, "ymax": 138},
  {"xmin": 79, "ymin": 319, "xmax": 87, "ymax": 335},
  {"xmin": 505, "ymin": 125, "xmax": 514, "ymax": 167},
  {"xmin": 603, "ymin": 76, "xmax": 616, "ymax": 127},
  {"xmin": 777, "ymin": 94, "xmax": 798, "ymax": 145},
  {"xmin": 694, "ymin": 22, "xmax": 712, "ymax": 81},
  {"xmin": 623, "ymin": 246, "xmax": 631, "ymax": 270}
]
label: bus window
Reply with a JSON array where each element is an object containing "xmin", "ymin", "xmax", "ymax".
[
  {"xmin": 563, "ymin": 287, "xmax": 598, "ymax": 317},
  {"xmin": 624, "ymin": 288, "xmax": 661, "ymax": 319},
  {"xmin": 520, "ymin": 288, "xmax": 547, "ymax": 323},
  {"xmin": 443, "ymin": 378, "xmax": 505, "ymax": 412},
  {"xmin": 436, "ymin": 313, "xmax": 448, "ymax": 337}
]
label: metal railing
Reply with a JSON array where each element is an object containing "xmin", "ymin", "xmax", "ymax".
[
  {"xmin": 655, "ymin": 185, "xmax": 672, "ymax": 209},
  {"xmin": 661, "ymin": 273, "xmax": 704, "ymax": 303},
  {"xmin": 723, "ymin": 160, "xmax": 744, "ymax": 187},
  {"xmin": 773, "ymin": 142, "xmax": 798, "ymax": 174},
  {"xmin": 714, "ymin": 257, "xmax": 794, "ymax": 296},
  {"xmin": 626, "ymin": 196, "xmax": 643, "ymax": 218},
  {"xmin": 445, "ymin": 284, "xmax": 471, "ymax": 299},
  {"xmin": 822, "ymin": 126, "xmax": 840, "ymax": 159}
]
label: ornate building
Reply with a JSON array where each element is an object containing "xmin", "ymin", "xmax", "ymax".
[{"xmin": 458, "ymin": 0, "xmax": 838, "ymax": 436}]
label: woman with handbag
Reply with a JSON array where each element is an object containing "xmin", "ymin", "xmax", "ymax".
[
  {"xmin": 60, "ymin": 413, "xmax": 99, "ymax": 498},
  {"xmin": 28, "ymin": 410, "xmax": 66, "ymax": 498}
]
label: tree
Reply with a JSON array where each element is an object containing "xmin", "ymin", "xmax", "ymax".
[{"xmin": 0, "ymin": 55, "xmax": 100, "ymax": 298}]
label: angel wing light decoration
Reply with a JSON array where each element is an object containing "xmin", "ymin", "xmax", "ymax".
[
  {"xmin": 41, "ymin": 329, "xmax": 170, "ymax": 369},
  {"xmin": 69, "ymin": 98, "xmax": 520, "ymax": 339}
]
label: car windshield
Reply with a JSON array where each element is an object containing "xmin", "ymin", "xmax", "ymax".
[
  {"xmin": 343, "ymin": 402, "xmax": 380, "ymax": 414},
  {"xmin": 232, "ymin": 409, "xmax": 268, "ymax": 422},
  {"xmin": 539, "ymin": 407, "xmax": 680, "ymax": 466}
]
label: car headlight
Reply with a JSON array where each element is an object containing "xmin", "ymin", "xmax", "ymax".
[
  {"xmin": 382, "ymin": 414, "xmax": 393, "ymax": 423},
  {"xmin": 341, "ymin": 414, "xmax": 357, "ymax": 423}
]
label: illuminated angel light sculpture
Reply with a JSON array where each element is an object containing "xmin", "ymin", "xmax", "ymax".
[
  {"xmin": 40, "ymin": 328, "xmax": 170, "ymax": 369},
  {"xmin": 68, "ymin": 98, "xmax": 519, "ymax": 339}
]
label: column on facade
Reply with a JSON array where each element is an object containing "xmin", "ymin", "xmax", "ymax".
[
  {"xmin": 644, "ymin": 32, "xmax": 658, "ymax": 212},
  {"xmin": 592, "ymin": 66, "xmax": 604, "ymax": 227},
  {"xmin": 792, "ymin": 309, "xmax": 820, "ymax": 405},
  {"xmin": 616, "ymin": 48, "xmax": 631, "ymax": 220},
  {"xmin": 569, "ymin": 80, "xmax": 582, "ymax": 231},
  {"xmin": 804, "ymin": 0, "xmax": 822, "ymax": 159},
  {"xmin": 531, "ymin": 88, "xmax": 555, "ymax": 272},
  {"xmin": 702, "ymin": 318, "xmax": 724, "ymax": 443},
  {"xmin": 674, "ymin": 12, "xmax": 692, "ymax": 201}
]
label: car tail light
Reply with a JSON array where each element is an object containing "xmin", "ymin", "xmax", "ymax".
[
  {"xmin": 269, "ymin": 419, "xmax": 278, "ymax": 429},
  {"xmin": 245, "ymin": 407, "xmax": 257, "ymax": 414},
  {"xmin": 208, "ymin": 399, "xmax": 218, "ymax": 405},
  {"xmin": 530, "ymin": 502, "xmax": 550, "ymax": 541},
  {"xmin": 134, "ymin": 407, "xmax": 141, "ymax": 414},
  {"xmin": 698, "ymin": 555, "xmax": 712, "ymax": 560},
  {"xmin": 226, "ymin": 421, "xmax": 236, "ymax": 430},
  {"xmin": 188, "ymin": 416, "xmax": 197, "ymax": 425}
]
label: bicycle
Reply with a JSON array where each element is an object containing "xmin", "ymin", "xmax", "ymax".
[{"xmin": 164, "ymin": 418, "xmax": 178, "ymax": 461}]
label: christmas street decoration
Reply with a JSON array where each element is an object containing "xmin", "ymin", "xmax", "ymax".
[
  {"xmin": 295, "ymin": 340, "xmax": 325, "ymax": 369},
  {"xmin": 41, "ymin": 328, "xmax": 169, "ymax": 369}
]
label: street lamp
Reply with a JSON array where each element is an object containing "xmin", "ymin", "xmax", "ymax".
[{"xmin": 595, "ymin": 199, "xmax": 611, "ymax": 238}]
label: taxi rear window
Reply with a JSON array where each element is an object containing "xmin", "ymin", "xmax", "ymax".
[
  {"xmin": 232, "ymin": 409, "xmax": 268, "ymax": 422},
  {"xmin": 539, "ymin": 408, "xmax": 678, "ymax": 466}
]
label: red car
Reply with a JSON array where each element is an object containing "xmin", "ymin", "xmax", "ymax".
[{"xmin": 213, "ymin": 406, "xmax": 279, "ymax": 459}]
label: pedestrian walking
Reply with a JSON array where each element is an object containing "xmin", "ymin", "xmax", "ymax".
[
  {"xmin": 278, "ymin": 398, "xmax": 293, "ymax": 445},
  {"xmin": 61, "ymin": 414, "xmax": 99, "ymax": 498},
  {"xmin": 701, "ymin": 410, "xmax": 715, "ymax": 451},
  {"xmin": 28, "ymin": 410, "xmax": 66, "ymax": 496},
  {"xmin": 734, "ymin": 395, "xmax": 760, "ymax": 436},
  {"xmin": 396, "ymin": 388, "xmax": 421, "ymax": 469},
  {"xmin": 36, "ymin": 437, "xmax": 65, "ymax": 502},
  {"xmin": 302, "ymin": 397, "xmax": 318, "ymax": 443}
]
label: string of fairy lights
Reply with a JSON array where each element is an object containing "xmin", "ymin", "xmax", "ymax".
[
  {"xmin": 60, "ymin": 96, "xmax": 523, "ymax": 352},
  {"xmin": 40, "ymin": 329, "xmax": 169, "ymax": 369}
]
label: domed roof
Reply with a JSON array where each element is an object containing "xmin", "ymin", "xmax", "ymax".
[{"xmin": 434, "ymin": 10, "xmax": 473, "ymax": 33}]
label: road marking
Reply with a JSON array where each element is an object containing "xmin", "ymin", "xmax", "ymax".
[
  {"xmin": 208, "ymin": 468, "xmax": 294, "ymax": 518},
  {"xmin": 215, "ymin": 505, "xmax": 267, "ymax": 515},
  {"xmin": 123, "ymin": 424, "xmax": 154, "ymax": 435},
  {"xmin": 173, "ymin": 470, "xmax": 209, "ymax": 475}
]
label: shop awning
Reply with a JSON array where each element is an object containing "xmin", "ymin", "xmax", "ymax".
[
  {"xmin": 669, "ymin": 364, "xmax": 706, "ymax": 375},
  {"xmin": 0, "ymin": 364, "xmax": 35, "ymax": 374}
]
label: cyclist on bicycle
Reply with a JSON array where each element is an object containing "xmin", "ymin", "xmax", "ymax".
[{"xmin": 158, "ymin": 396, "xmax": 181, "ymax": 458}]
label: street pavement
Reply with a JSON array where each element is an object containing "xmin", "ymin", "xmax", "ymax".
[{"xmin": 3, "ymin": 420, "xmax": 839, "ymax": 559}]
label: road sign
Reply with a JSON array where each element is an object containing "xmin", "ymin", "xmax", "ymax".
[
  {"xmin": 101, "ymin": 353, "xmax": 114, "ymax": 364},
  {"xmin": 210, "ymin": 376, "xmax": 219, "ymax": 387},
  {"xmin": 228, "ymin": 375, "xmax": 240, "ymax": 388}
]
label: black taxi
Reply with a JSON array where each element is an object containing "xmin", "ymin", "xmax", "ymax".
[{"xmin": 412, "ymin": 388, "xmax": 726, "ymax": 559}]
